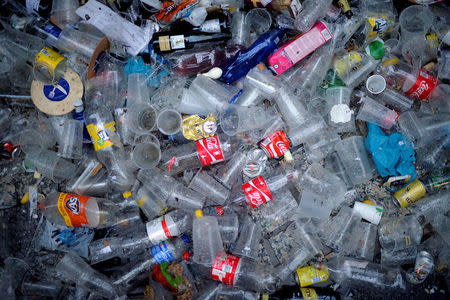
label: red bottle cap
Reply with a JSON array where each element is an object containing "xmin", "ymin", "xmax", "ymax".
[{"xmin": 183, "ymin": 252, "xmax": 190, "ymax": 261}]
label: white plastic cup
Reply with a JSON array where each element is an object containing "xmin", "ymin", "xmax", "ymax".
[
  {"xmin": 366, "ymin": 75, "xmax": 386, "ymax": 95},
  {"xmin": 353, "ymin": 202, "xmax": 383, "ymax": 225}
]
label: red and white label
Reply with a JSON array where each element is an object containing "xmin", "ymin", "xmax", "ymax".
[
  {"xmin": 241, "ymin": 176, "xmax": 273, "ymax": 208},
  {"xmin": 211, "ymin": 253, "xmax": 241, "ymax": 285},
  {"xmin": 260, "ymin": 131, "xmax": 291, "ymax": 158},
  {"xmin": 196, "ymin": 135, "xmax": 224, "ymax": 166},
  {"xmin": 146, "ymin": 215, "xmax": 179, "ymax": 244},
  {"xmin": 405, "ymin": 71, "xmax": 438, "ymax": 101}
]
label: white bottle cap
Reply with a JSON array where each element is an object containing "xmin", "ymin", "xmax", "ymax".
[{"xmin": 353, "ymin": 201, "xmax": 383, "ymax": 225}]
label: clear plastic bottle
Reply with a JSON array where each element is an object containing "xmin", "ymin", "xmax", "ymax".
[
  {"xmin": 112, "ymin": 237, "xmax": 190, "ymax": 292},
  {"xmin": 192, "ymin": 209, "xmax": 224, "ymax": 266},
  {"xmin": 232, "ymin": 169, "xmax": 301, "ymax": 208},
  {"xmin": 145, "ymin": 210, "xmax": 193, "ymax": 244},
  {"xmin": 160, "ymin": 134, "xmax": 241, "ymax": 174},
  {"xmin": 293, "ymin": 0, "xmax": 333, "ymax": 33},
  {"xmin": 84, "ymin": 75, "xmax": 134, "ymax": 191},
  {"xmin": 39, "ymin": 191, "xmax": 120, "ymax": 228}
]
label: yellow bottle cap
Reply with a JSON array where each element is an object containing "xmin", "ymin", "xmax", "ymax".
[
  {"xmin": 195, "ymin": 209, "xmax": 203, "ymax": 218},
  {"xmin": 363, "ymin": 200, "xmax": 375, "ymax": 205},
  {"xmin": 123, "ymin": 191, "xmax": 132, "ymax": 198},
  {"xmin": 382, "ymin": 57, "xmax": 399, "ymax": 67}
]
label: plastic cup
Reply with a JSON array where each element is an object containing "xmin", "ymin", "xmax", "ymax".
[
  {"xmin": 231, "ymin": 10, "xmax": 250, "ymax": 47},
  {"xmin": 220, "ymin": 105, "xmax": 270, "ymax": 136},
  {"xmin": 156, "ymin": 109, "xmax": 182, "ymax": 135},
  {"xmin": 52, "ymin": 0, "xmax": 80, "ymax": 27},
  {"xmin": 353, "ymin": 201, "xmax": 383, "ymax": 225},
  {"xmin": 128, "ymin": 103, "xmax": 157, "ymax": 134},
  {"xmin": 325, "ymin": 87, "xmax": 355, "ymax": 133},
  {"xmin": 234, "ymin": 85, "xmax": 264, "ymax": 106},
  {"xmin": 246, "ymin": 8, "xmax": 272, "ymax": 35},
  {"xmin": 189, "ymin": 169, "xmax": 230, "ymax": 205},
  {"xmin": 57, "ymin": 119, "xmax": 83, "ymax": 159},
  {"xmin": 66, "ymin": 157, "xmax": 108, "ymax": 196},
  {"xmin": 215, "ymin": 151, "xmax": 247, "ymax": 188},
  {"xmin": 131, "ymin": 134, "xmax": 161, "ymax": 169},
  {"xmin": 356, "ymin": 96, "xmax": 398, "ymax": 129},
  {"xmin": 232, "ymin": 216, "xmax": 262, "ymax": 260},
  {"xmin": 24, "ymin": 148, "xmax": 76, "ymax": 182},
  {"xmin": 127, "ymin": 73, "xmax": 150, "ymax": 107},
  {"xmin": 399, "ymin": 5, "xmax": 434, "ymax": 43},
  {"xmin": 18, "ymin": 127, "xmax": 56, "ymax": 154},
  {"xmin": 334, "ymin": 136, "xmax": 375, "ymax": 186},
  {"xmin": 374, "ymin": 87, "xmax": 413, "ymax": 112},
  {"xmin": 366, "ymin": 75, "xmax": 386, "ymax": 95}
]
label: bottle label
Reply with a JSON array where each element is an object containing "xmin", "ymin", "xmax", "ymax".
[
  {"xmin": 146, "ymin": 215, "xmax": 180, "ymax": 244},
  {"xmin": 334, "ymin": 51, "xmax": 362, "ymax": 77},
  {"xmin": 296, "ymin": 265, "xmax": 329, "ymax": 287},
  {"xmin": 289, "ymin": 0, "xmax": 302, "ymax": 18},
  {"xmin": 57, "ymin": 193, "xmax": 90, "ymax": 227},
  {"xmin": 155, "ymin": 0, "xmax": 199, "ymax": 22},
  {"xmin": 196, "ymin": 134, "xmax": 224, "ymax": 166},
  {"xmin": 241, "ymin": 175, "xmax": 273, "ymax": 208},
  {"xmin": 35, "ymin": 47, "xmax": 66, "ymax": 77},
  {"xmin": 200, "ymin": 19, "xmax": 221, "ymax": 33},
  {"xmin": 366, "ymin": 16, "xmax": 393, "ymax": 39},
  {"xmin": 300, "ymin": 288, "xmax": 319, "ymax": 300},
  {"xmin": 405, "ymin": 71, "xmax": 438, "ymax": 100},
  {"xmin": 43, "ymin": 23, "xmax": 62, "ymax": 39},
  {"xmin": 393, "ymin": 179, "xmax": 426, "ymax": 207},
  {"xmin": 150, "ymin": 242, "xmax": 175, "ymax": 264},
  {"xmin": 268, "ymin": 21, "xmax": 332, "ymax": 75},
  {"xmin": 259, "ymin": 131, "xmax": 290, "ymax": 158},
  {"xmin": 170, "ymin": 35, "xmax": 186, "ymax": 50},
  {"xmin": 211, "ymin": 253, "xmax": 240, "ymax": 285},
  {"xmin": 86, "ymin": 121, "xmax": 116, "ymax": 151},
  {"xmin": 159, "ymin": 36, "xmax": 171, "ymax": 51}
]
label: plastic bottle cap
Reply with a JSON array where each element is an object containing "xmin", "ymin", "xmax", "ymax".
[
  {"xmin": 382, "ymin": 57, "xmax": 399, "ymax": 67},
  {"xmin": 183, "ymin": 252, "xmax": 190, "ymax": 261},
  {"xmin": 363, "ymin": 200, "xmax": 376, "ymax": 205},
  {"xmin": 123, "ymin": 191, "xmax": 132, "ymax": 198},
  {"xmin": 366, "ymin": 39, "xmax": 385, "ymax": 60},
  {"xmin": 195, "ymin": 209, "xmax": 203, "ymax": 218},
  {"xmin": 38, "ymin": 202, "xmax": 42, "ymax": 210}
]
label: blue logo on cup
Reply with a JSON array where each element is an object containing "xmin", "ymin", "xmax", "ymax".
[{"xmin": 43, "ymin": 78, "xmax": 70, "ymax": 101}]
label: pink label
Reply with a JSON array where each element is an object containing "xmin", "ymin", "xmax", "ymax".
[
  {"xmin": 260, "ymin": 131, "xmax": 290, "ymax": 158},
  {"xmin": 405, "ymin": 71, "xmax": 438, "ymax": 100},
  {"xmin": 211, "ymin": 253, "xmax": 240, "ymax": 285},
  {"xmin": 196, "ymin": 135, "xmax": 224, "ymax": 166},
  {"xmin": 268, "ymin": 21, "xmax": 332, "ymax": 75},
  {"xmin": 241, "ymin": 176, "xmax": 273, "ymax": 208}
]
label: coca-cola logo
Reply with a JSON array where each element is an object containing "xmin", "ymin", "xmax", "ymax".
[
  {"xmin": 411, "ymin": 80, "xmax": 429, "ymax": 98},
  {"xmin": 247, "ymin": 191, "xmax": 264, "ymax": 207},
  {"xmin": 275, "ymin": 140, "xmax": 288, "ymax": 153},
  {"xmin": 205, "ymin": 137, "xmax": 219, "ymax": 150}
]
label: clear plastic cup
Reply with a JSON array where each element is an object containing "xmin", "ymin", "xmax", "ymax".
[
  {"xmin": 246, "ymin": 8, "xmax": 272, "ymax": 35},
  {"xmin": 57, "ymin": 119, "xmax": 83, "ymax": 159},
  {"xmin": 52, "ymin": 0, "xmax": 80, "ymax": 27},
  {"xmin": 399, "ymin": 5, "xmax": 434, "ymax": 43},
  {"xmin": 325, "ymin": 87, "xmax": 355, "ymax": 133},
  {"xmin": 24, "ymin": 148, "xmax": 76, "ymax": 182},
  {"xmin": 188, "ymin": 169, "xmax": 230, "ymax": 205},
  {"xmin": 18, "ymin": 127, "xmax": 56, "ymax": 154},
  {"xmin": 131, "ymin": 134, "xmax": 161, "ymax": 169},
  {"xmin": 220, "ymin": 105, "xmax": 271, "ymax": 136},
  {"xmin": 232, "ymin": 215, "xmax": 262, "ymax": 260},
  {"xmin": 231, "ymin": 10, "xmax": 250, "ymax": 47},
  {"xmin": 214, "ymin": 151, "xmax": 247, "ymax": 188},
  {"xmin": 156, "ymin": 109, "xmax": 182, "ymax": 135},
  {"xmin": 334, "ymin": 136, "xmax": 375, "ymax": 186},
  {"xmin": 366, "ymin": 75, "xmax": 386, "ymax": 95},
  {"xmin": 128, "ymin": 103, "xmax": 157, "ymax": 134},
  {"xmin": 127, "ymin": 73, "xmax": 150, "ymax": 107},
  {"xmin": 356, "ymin": 96, "xmax": 398, "ymax": 129}
]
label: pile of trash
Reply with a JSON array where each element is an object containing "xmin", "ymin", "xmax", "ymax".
[{"xmin": 0, "ymin": 0, "xmax": 449, "ymax": 299}]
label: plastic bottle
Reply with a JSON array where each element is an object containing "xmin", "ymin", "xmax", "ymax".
[
  {"xmin": 377, "ymin": 58, "xmax": 439, "ymax": 101},
  {"xmin": 112, "ymin": 237, "xmax": 190, "ymax": 292},
  {"xmin": 72, "ymin": 99, "xmax": 92, "ymax": 144},
  {"xmin": 151, "ymin": 31, "xmax": 232, "ymax": 54},
  {"xmin": 39, "ymin": 191, "xmax": 121, "ymax": 228},
  {"xmin": 160, "ymin": 134, "xmax": 241, "ymax": 174},
  {"xmin": 145, "ymin": 210, "xmax": 193, "ymax": 244},
  {"xmin": 233, "ymin": 169, "xmax": 301, "ymax": 208},
  {"xmin": 84, "ymin": 75, "xmax": 134, "ymax": 191}
]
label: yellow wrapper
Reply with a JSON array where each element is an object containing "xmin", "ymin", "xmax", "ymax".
[{"xmin": 182, "ymin": 114, "xmax": 217, "ymax": 140}]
